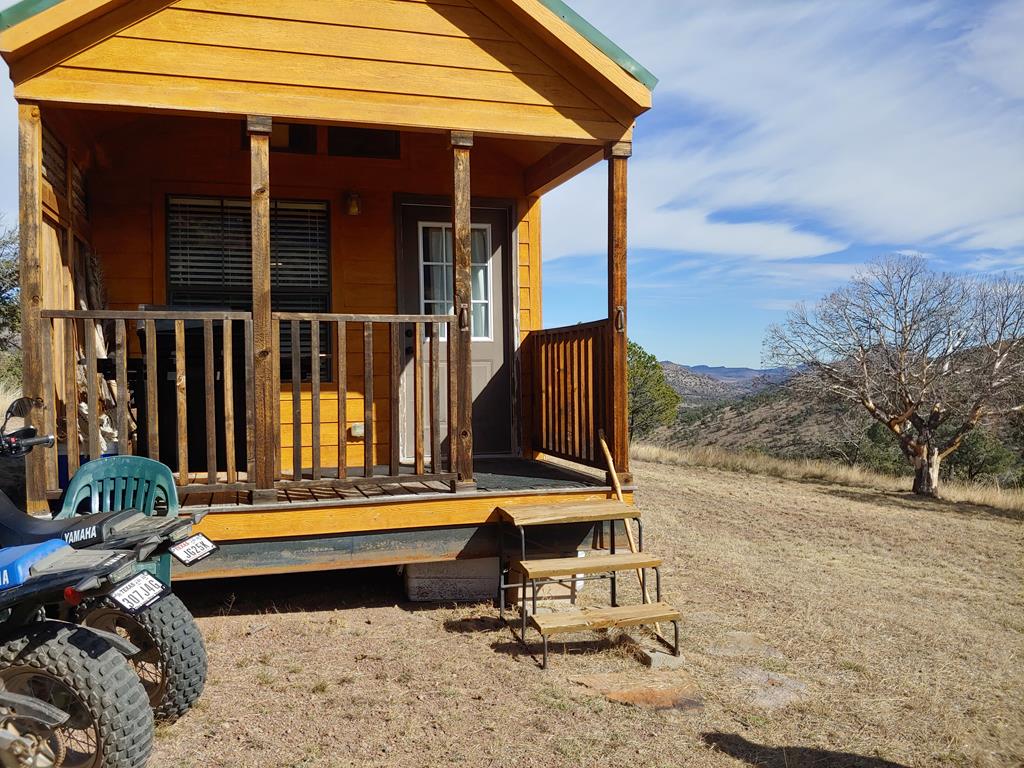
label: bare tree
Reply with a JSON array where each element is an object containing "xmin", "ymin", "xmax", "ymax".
[{"xmin": 765, "ymin": 255, "xmax": 1024, "ymax": 497}]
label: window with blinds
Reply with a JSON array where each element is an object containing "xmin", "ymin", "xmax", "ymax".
[{"xmin": 166, "ymin": 196, "xmax": 331, "ymax": 380}]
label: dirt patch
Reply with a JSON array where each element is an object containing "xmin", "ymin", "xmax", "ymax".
[
  {"xmin": 574, "ymin": 669, "xmax": 703, "ymax": 711},
  {"xmin": 149, "ymin": 460, "xmax": 1024, "ymax": 767}
]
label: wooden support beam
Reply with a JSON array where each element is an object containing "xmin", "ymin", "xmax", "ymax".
[
  {"xmin": 524, "ymin": 143, "xmax": 603, "ymax": 197},
  {"xmin": 248, "ymin": 115, "xmax": 276, "ymax": 503},
  {"xmin": 18, "ymin": 103, "xmax": 47, "ymax": 513},
  {"xmin": 606, "ymin": 141, "xmax": 631, "ymax": 483},
  {"xmin": 450, "ymin": 131, "xmax": 475, "ymax": 488}
]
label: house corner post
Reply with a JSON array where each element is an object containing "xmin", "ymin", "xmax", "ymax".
[
  {"xmin": 248, "ymin": 115, "xmax": 276, "ymax": 503},
  {"xmin": 19, "ymin": 103, "xmax": 48, "ymax": 513},
  {"xmin": 450, "ymin": 131, "xmax": 475, "ymax": 489},
  {"xmin": 607, "ymin": 141, "xmax": 632, "ymax": 484}
]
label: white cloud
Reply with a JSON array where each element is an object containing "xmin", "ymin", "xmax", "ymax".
[{"xmin": 548, "ymin": 0, "xmax": 1024, "ymax": 260}]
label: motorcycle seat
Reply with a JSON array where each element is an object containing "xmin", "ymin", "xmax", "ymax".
[
  {"xmin": 0, "ymin": 540, "xmax": 71, "ymax": 588},
  {"xmin": 0, "ymin": 491, "xmax": 134, "ymax": 548}
]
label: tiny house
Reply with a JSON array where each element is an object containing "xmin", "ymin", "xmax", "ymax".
[{"xmin": 1, "ymin": 0, "xmax": 654, "ymax": 580}]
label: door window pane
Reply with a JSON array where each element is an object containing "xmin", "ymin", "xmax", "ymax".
[{"xmin": 419, "ymin": 224, "xmax": 491, "ymax": 340}]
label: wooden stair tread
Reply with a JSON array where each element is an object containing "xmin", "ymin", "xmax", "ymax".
[
  {"xmin": 512, "ymin": 553, "xmax": 662, "ymax": 579},
  {"xmin": 497, "ymin": 500, "xmax": 638, "ymax": 527},
  {"xmin": 531, "ymin": 602, "xmax": 680, "ymax": 636}
]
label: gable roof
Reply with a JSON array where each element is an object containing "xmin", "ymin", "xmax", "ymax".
[
  {"xmin": 0, "ymin": 0, "xmax": 652, "ymax": 143},
  {"xmin": 0, "ymin": 0, "xmax": 656, "ymax": 91}
]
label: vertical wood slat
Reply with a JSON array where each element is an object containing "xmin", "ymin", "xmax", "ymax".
[
  {"xmin": 428, "ymin": 323, "xmax": 440, "ymax": 475},
  {"xmin": 413, "ymin": 321, "xmax": 424, "ymax": 476},
  {"xmin": 223, "ymin": 318, "xmax": 237, "ymax": 484},
  {"xmin": 39, "ymin": 318, "xmax": 57, "ymax": 489},
  {"xmin": 243, "ymin": 319, "xmax": 255, "ymax": 482},
  {"xmin": 389, "ymin": 322, "xmax": 400, "ymax": 477},
  {"xmin": 336, "ymin": 320, "xmax": 347, "ymax": 479},
  {"xmin": 447, "ymin": 318, "xmax": 457, "ymax": 474},
  {"xmin": 310, "ymin": 320, "xmax": 321, "ymax": 481},
  {"xmin": 291, "ymin": 319, "xmax": 301, "ymax": 481},
  {"xmin": 63, "ymin": 318, "xmax": 80, "ymax": 477},
  {"xmin": 203, "ymin": 319, "xmax": 217, "ymax": 484},
  {"xmin": 85, "ymin": 318, "xmax": 100, "ymax": 461},
  {"xmin": 115, "ymin": 319, "xmax": 129, "ymax": 457},
  {"xmin": 271, "ymin": 320, "xmax": 281, "ymax": 481},
  {"xmin": 145, "ymin": 319, "xmax": 159, "ymax": 461},
  {"xmin": 363, "ymin": 322, "xmax": 374, "ymax": 478},
  {"xmin": 174, "ymin": 319, "xmax": 188, "ymax": 485}
]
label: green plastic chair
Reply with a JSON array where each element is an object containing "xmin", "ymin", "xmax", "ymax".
[{"xmin": 56, "ymin": 456, "xmax": 180, "ymax": 584}]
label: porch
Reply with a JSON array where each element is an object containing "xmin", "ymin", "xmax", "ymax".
[{"xmin": 21, "ymin": 107, "xmax": 631, "ymax": 512}]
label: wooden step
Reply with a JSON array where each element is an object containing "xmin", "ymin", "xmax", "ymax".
[
  {"xmin": 496, "ymin": 500, "xmax": 638, "ymax": 527},
  {"xmin": 531, "ymin": 602, "xmax": 680, "ymax": 637},
  {"xmin": 512, "ymin": 553, "xmax": 661, "ymax": 580}
]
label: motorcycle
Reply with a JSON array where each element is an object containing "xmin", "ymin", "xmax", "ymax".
[
  {"xmin": 0, "ymin": 538, "xmax": 159, "ymax": 768},
  {"xmin": 0, "ymin": 398, "xmax": 214, "ymax": 723}
]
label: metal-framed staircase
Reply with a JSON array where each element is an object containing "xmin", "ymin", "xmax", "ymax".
[{"xmin": 497, "ymin": 499, "xmax": 681, "ymax": 668}]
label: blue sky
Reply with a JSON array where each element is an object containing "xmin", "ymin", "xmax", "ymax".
[
  {"xmin": 0, "ymin": 1, "xmax": 1021, "ymax": 368},
  {"xmin": 542, "ymin": 0, "xmax": 1024, "ymax": 366}
]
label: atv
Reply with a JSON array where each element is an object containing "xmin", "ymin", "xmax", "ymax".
[
  {"xmin": 0, "ymin": 538, "xmax": 160, "ymax": 768},
  {"xmin": 0, "ymin": 398, "xmax": 214, "ymax": 723}
]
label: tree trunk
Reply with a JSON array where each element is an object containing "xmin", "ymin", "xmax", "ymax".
[{"xmin": 911, "ymin": 446, "xmax": 941, "ymax": 497}]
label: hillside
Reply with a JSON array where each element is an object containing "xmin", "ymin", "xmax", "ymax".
[
  {"xmin": 659, "ymin": 362, "xmax": 788, "ymax": 407},
  {"xmin": 659, "ymin": 383, "xmax": 849, "ymax": 457}
]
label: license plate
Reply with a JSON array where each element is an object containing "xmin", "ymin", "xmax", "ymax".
[
  {"xmin": 109, "ymin": 572, "xmax": 168, "ymax": 614},
  {"xmin": 169, "ymin": 533, "xmax": 219, "ymax": 566}
]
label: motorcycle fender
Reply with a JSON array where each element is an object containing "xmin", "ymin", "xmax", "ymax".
[
  {"xmin": 0, "ymin": 691, "xmax": 69, "ymax": 727},
  {"xmin": 80, "ymin": 625, "xmax": 140, "ymax": 657}
]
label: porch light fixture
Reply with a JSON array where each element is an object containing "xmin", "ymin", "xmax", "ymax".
[{"xmin": 344, "ymin": 191, "xmax": 362, "ymax": 215}]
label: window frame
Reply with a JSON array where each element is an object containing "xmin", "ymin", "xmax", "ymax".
[
  {"xmin": 416, "ymin": 221, "xmax": 493, "ymax": 342},
  {"xmin": 164, "ymin": 194, "xmax": 333, "ymax": 382}
]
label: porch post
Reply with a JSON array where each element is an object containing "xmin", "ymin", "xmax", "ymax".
[
  {"xmin": 18, "ymin": 104, "xmax": 47, "ymax": 513},
  {"xmin": 606, "ymin": 141, "xmax": 632, "ymax": 484},
  {"xmin": 248, "ymin": 115, "xmax": 276, "ymax": 503},
  {"xmin": 450, "ymin": 131, "xmax": 475, "ymax": 488}
]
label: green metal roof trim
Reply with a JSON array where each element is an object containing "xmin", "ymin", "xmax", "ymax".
[
  {"xmin": 0, "ymin": 0, "xmax": 62, "ymax": 32},
  {"xmin": 537, "ymin": 0, "xmax": 658, "ymax": 91},
  {"xmin": 0, "ymin": 0, "xmax": 658, "ymax": 92}
]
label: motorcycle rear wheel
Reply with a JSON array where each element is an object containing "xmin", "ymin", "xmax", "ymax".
[{"xmin": 76, "ymin": 594, "xmax": 207, "ymax": 723}]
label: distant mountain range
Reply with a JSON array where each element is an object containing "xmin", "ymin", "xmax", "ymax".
[{"xmin": 660, "ymin": 362, "xmax": 791, "ymax": 407}]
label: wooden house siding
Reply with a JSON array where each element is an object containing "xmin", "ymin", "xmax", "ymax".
[
  {"xmin": 79, "ymin": 115, "xmax": 542, "ymax": 470},
  {"xmin": 12, "ymin": 0, "xmax": 631, "ymax": 143}
]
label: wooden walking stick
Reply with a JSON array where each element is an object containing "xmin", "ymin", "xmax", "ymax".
[{"xmin": 598, "ymin": 429, "xmax": 666, "ymax": 641}]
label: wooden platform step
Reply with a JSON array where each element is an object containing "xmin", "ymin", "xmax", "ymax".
[
  {"xmin": 496, "ymin": 500, "xmax": 638, "ymax": 527},
  {"xmin": 512, "ymin": 553, "xmax": 661, "ymax": 579},
  {"xmin": 531, "ymin": 602, "xmax": 680, "ymax": 637}
]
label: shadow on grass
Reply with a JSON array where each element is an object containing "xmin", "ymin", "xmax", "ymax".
[
  {"xmin": 173, "ymin": 566, "xmax": 405, "ymax": 618},
  {"xmin": 702, "ymin": 733, "xmax": 910, "ymax": 768},
  {"xmin": 821, "ymin": 486, "xmax": 1023, "ymax": 522}
]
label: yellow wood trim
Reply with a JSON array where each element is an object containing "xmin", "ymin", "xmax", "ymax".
[
  {"xmin": 194, "ymin": 489, "xmax": 631, "ymax": 542},
  {"xmin": 8, "ymin": 0, "xmax": 172, "ymax": 84},
  {"xmin": 490, "ymin": 0, "xmax": 651, "ymax": 114},
  {"xmin": 62, "ymin": 36, "xmax": 599, "ymax": 111},
  {"xmin": 524, "ymin": 142, "xmax": 603, "ymax": 196},
  {"xmin": 16, "ymin": 68, "xmax": 628, "ymax": 142},
  {"xmin": 0, "ymin": 0, "xmax": 129, "ymax": 58}
]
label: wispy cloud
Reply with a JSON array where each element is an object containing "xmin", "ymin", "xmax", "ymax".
[{"xmin": 541, "ymin": 1, "xmax": 1024, "ymax": 365}]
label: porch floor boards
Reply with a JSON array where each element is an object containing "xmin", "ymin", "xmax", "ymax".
[{"xmin": 179, "ymin": 458, "xmax": 604, "ymax": 509}]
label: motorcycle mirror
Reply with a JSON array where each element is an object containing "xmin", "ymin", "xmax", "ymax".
[{"xmin": 2, "ymin": 397, "xmax": 40, "ymax": 433}]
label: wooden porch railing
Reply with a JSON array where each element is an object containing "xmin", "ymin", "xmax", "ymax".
[
  {"xmin": 530, "ymin": 319, "xmax": 612, "ymax": 469},
  {"xmin": 39, "ymin": 309, "xmax": 256, "ymax": 495},
  {"xmin": 271, "ymin": 313, "xmax": 458, "ymax": 489}
]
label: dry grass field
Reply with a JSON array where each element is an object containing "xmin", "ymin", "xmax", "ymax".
[{"xmin": 154, "ymin": 458, "xmax": 1023, "ymax": 768}]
